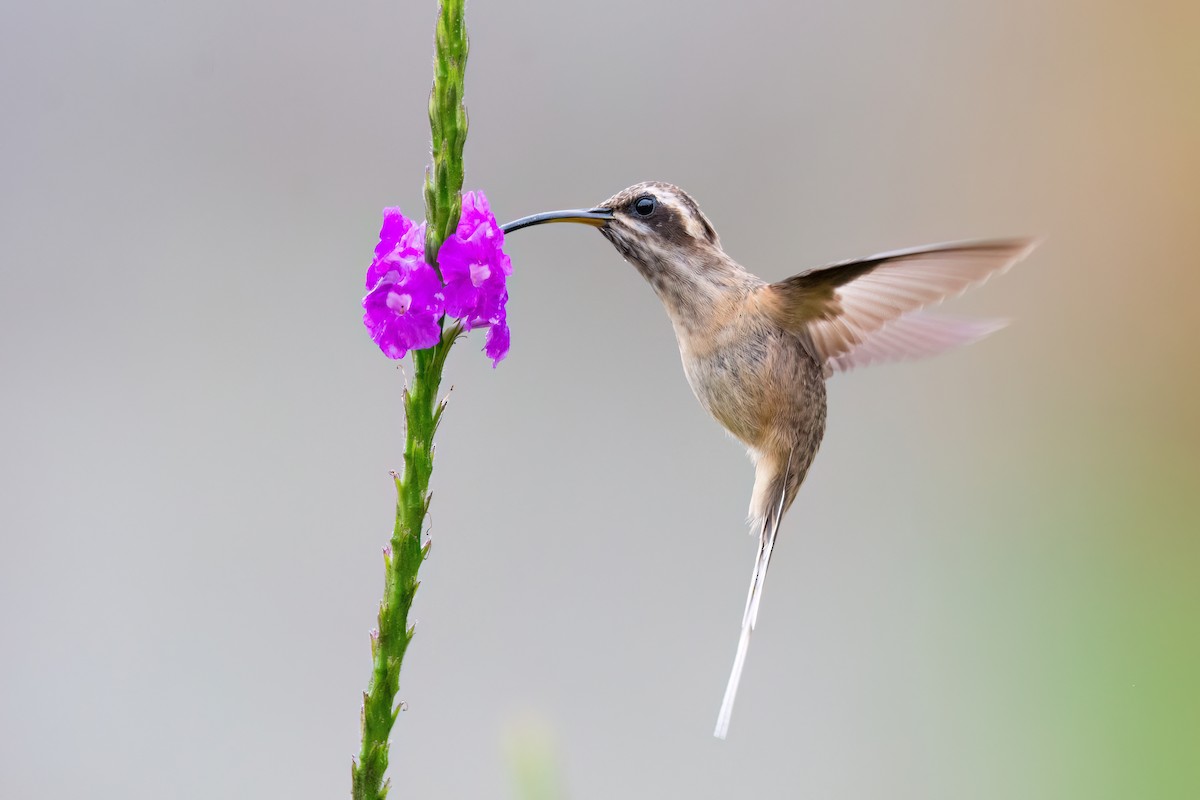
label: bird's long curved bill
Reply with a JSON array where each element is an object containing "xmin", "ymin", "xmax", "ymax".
[{"xmin": 501, "ymin": 208, "xmax": 613, "ymax": 234}]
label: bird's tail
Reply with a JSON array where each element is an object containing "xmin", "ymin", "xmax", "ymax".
[{"xmin": 714, "ymin": 452, "xmax": 792, "ymax": 740}]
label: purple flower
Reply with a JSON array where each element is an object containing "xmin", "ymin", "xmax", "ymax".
[
  {"xmin": 483, "ymin": 306, "xmax": 510, "ymax": 366},
  {"xmin": 363, "ymin": 209, "xmax": 444, "ymax": 360},
  {"xmin": 363, "ymin": 193, "xmax": 513, "ymax": 364},
  {"xmin": 437, "ymin": 191, "xmax": 513, "ymax": 364},
  {"xmin": 366, "ymin": 209, "xmax": 426, "ymax": 290},
  {"xmin": 363, "ymin": 264, "xmax": 444, "ymax": 359}
]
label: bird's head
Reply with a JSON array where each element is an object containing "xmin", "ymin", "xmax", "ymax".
[{"xmin": 502, "ymin": 181, "xmax": 724, "ymax": 284}]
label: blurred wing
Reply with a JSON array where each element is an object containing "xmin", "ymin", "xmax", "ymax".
[
  {"xmin": 764, "ymin": 238, "xmax": 1037, "ymax": 366},
  {"xmin": 826, "ymin": 312, "xmax": 1007, "ymax": 373}
]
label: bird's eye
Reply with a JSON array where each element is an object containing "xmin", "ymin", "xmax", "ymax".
[{"xmin": 633, "ymin": 196, "xmax": 657, "ymax": 217}]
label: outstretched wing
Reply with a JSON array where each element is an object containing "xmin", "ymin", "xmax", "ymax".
[
  {"xmin": 825, "ymin": 311, "xmax": 1008, "ymax": 373},
  {"xmin": 763, "ymin": 238, "xmax": 1037, "ymax": 371}
]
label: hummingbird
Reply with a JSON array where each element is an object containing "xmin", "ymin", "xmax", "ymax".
[{"xmin": 501, "ymin": 182, "xmax": 1036, "ymax": 739}]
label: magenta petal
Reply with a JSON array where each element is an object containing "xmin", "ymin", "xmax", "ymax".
[
  {"xmin": 368, "ymin": 194, "xmax": 511, "ymax": 364},
  {"xmin": 367, "ymin": 220, "xmax": 428, "ymax": 290},
  {"xmin": 375, "ymin": 208, "xmax": 413, "ymax": 259},
  {"xmin": 483, "ymin": 316, "xmax": 510, "ymax": 367},
  {"xmin": 470, "ymin": 285, "xmax": 506, "ymax": 328},
  {"xmin": 398, "ymin": 220, "xmax": 427, "ymax": 255},
  {"xmin": 362, "ymin": 260, "xmax": 445, "ymax": 359},
  {"xmin": 366, "ymin": 254, "xmax": 404, "ymax": 291},
  {"xmin": 437, "ymin": 191, "xmax": 513, "ymax": 349},
  {"xmin": 440, "ymin": 285, "xmax": 477, "ymax": 324}
]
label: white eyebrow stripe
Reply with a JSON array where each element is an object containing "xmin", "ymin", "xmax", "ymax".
[{"xmin": 682, "ymin": 210, "xmax": 708, "ymax": 240}]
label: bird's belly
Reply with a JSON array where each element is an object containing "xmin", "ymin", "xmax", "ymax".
[
  {"xmin": 681, "ymin": 330, "xmax": 825, "ymax": 449},
  {"xmin": 684, "ymin": 355, "xmax": 761, "ymax": 444}
]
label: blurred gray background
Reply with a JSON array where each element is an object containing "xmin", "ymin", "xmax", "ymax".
[{"xmin": 2, "ymin": 0, "xmax": 1197, "ymax": 798}]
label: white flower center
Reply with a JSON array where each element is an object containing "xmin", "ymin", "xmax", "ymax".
[
  {"xmin": 469, "ymin": 260, "xmax": 490, "ymax": 287},
  {"xmin": 387, "ymin": 292, "xmax": 412, "ymax": 315}
]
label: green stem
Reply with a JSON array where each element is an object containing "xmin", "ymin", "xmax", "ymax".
[{"xmin": 352, "ymin": 1, "xmax": 467, "ymax": 798}]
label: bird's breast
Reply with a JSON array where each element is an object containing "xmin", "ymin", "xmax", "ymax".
[{"xmin": 679, "ymin": 319, "xmax": 826, "ymax": 450}]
